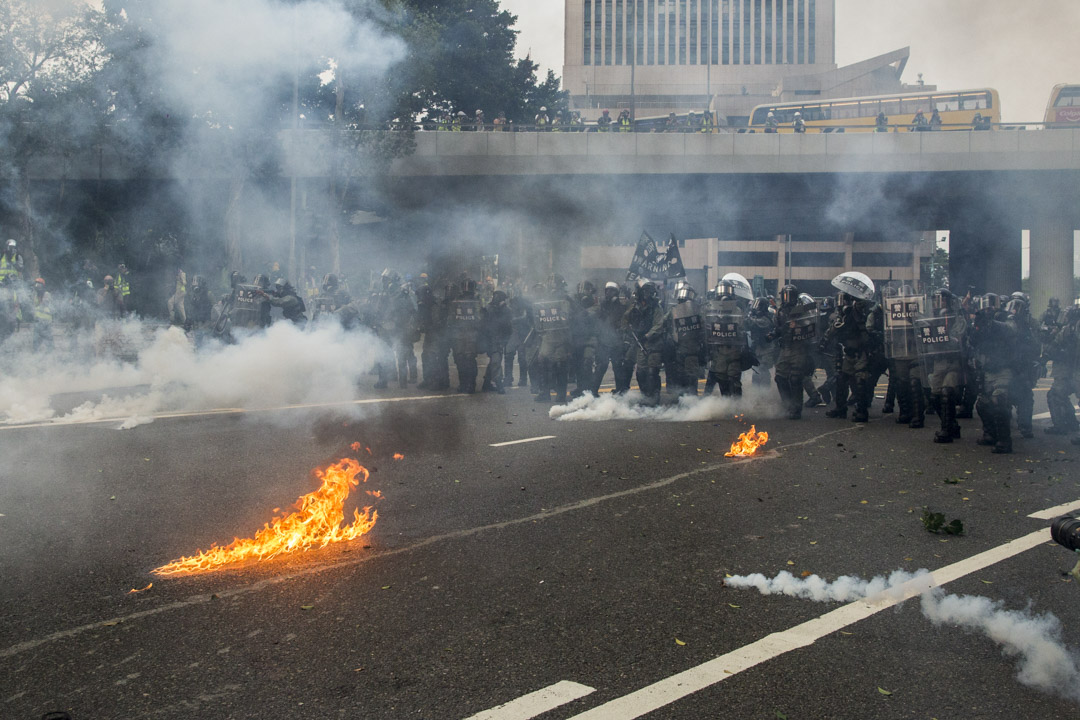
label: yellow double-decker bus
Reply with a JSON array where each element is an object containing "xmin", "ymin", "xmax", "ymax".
[
  {"xmin": 1044, "ymin": 84, "xmax": 1080, "ymax": 127},
  {"xmin": 748, "ymin": 88, "xmax": 1000, "ymax": 133}
]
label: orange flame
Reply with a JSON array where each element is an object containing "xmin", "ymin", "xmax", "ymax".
[
  {"xmin": 350, "ymin": 442, "xmax": 361, "ymax": 451},
  {"xmin": 725, "ymin": 425, "xmax": 769, "ymax": 457},
  {"xmin": 152, "ymin": 458, "xmax": 378, "ymax": 576},
  {"xmin": 127, "ymin": 582, "xmax": 153, "ymax": 594},
  {"xmin": 393, "ymin": 453, "xmax": 404, "ymax": 460}
]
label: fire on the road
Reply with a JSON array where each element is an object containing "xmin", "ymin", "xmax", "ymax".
[
  {"xmin": 725, "ymin": 425, "xmax": 769, "ymax": 457},
  {"xmin": 152, "ymin": 458, "xmax": 378, "ymax": 576}
]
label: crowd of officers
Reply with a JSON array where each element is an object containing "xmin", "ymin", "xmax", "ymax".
[
  {"xmin": 8, "ymin": 240, "xmax": 1080, "ymax": 456},
  {"xmin": 207, "ymin": 266, "xmax": 1079, "ymax": 457}
]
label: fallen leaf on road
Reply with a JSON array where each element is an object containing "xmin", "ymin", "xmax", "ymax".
[
  {"xmin": 728, "ymin": 604, "xmax": 741, "ymax": 609},
  {"xmin": 675, "ymin": 638, "xmax": 686, "ymax": 645},
  {"xmin": 300, "ymin": 605, "xmax": 314, "ymax": 610},
  {"xmin": 877, "ymin": 687, "xmax": 893, "ymax": 696}
]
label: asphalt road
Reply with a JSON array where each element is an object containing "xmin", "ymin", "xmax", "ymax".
[{"xmin": 2, "ymin": 376, "xmax": 1079, "ymax": 720}]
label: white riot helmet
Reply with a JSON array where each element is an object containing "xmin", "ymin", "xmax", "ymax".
[
  {"xmin": 675, "ymin": 285, "xmax": 696, "ymax": 303},
  {"xmin": 831, "ymin": 271, "xmax": 875, "ymax": 301},
  {"xmin": 721, "ymin": 272, "xmax": 754, "ymax": 301}
]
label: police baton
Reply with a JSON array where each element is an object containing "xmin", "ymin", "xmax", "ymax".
[{"xmin": 630, "ymin": 331, "xmax": 646, "ymax": 354}]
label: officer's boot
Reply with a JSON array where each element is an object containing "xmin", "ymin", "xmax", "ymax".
[
  {"xmin": 895, "ymin": 377, "xmax": 912, "ymax": 424},
  {"xmin": 882, "ymin": 375, "xmax": 896, "ymax": 414},
  {"xmin": 804, "ymin": 375, "xmax": 823, "ymax": 407},
  {"xmin": 554, "ymin": 364, "xmax": 569, "ymax": 404},
  {"xmin": 909, "ymin": 378, "xmax": 925, "ymax": 428},
  {"xmin": 975, "ymin": 397, "xmax": 997, "ymax": 446},
  {"xmin": 852, "ymin": 379, "xmax": 870, "ymax": 423},
  {"xmin": 818, "ymin": 376, "xmax": 833, "ymax": 407},
  {"xmin": 775, "ymin": 376, "xmax": 792, "ymax": 415},
  {"xmin": 504, "ymin": 354, "xmax": 515, "ymax": 387},
  {"xmin": 992, "ymin": 399, "xmax": 1013, "ymax": 454},
  {"xmin": 934, "ymin": 392, "xmax": 952, "ymax": 443},
  {"xmin": 788, "ymin": 376, "xmax": 804, "ymax": 419},
  {"xmin": 826, "ymin": 375, "xmax": 848, "ymax": 419},
  {"xmin": 704, "ymin": 371, "xmax": 717, "ymax": 396},
  {"xmin": 957, "ymin": 383, "xmax": 976, "ymax": 419}
]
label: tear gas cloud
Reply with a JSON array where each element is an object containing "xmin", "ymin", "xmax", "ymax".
[
  {"xmin": 0, "ymin": 318, "xmax": 390, "ymax": 429},
  {"xmin": 550, "ymin": 386, "xmax": 784, "ymax": 423},
  {"xmin": 727, "ymin": 569, "xmax": 1080, "ymax": 704}
]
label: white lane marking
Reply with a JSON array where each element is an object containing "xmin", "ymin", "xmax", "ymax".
[
  {"xmin": 566, "ymin": 528, "xmax": 1053, "ymax": 720},
  {"xmin": 1032, "ymin": 412, "xmax": 1051, "ymax": 421},
  {"xmin": 1028, "ymin": 498, "xmax": 1080, "ymax": 520},
  {"xmin": 489, "ymin": 435, "xmax": 556, "ymax": 447},
  {"xmin": 464, "ymin": 681, "xmax": 595, "ymax": 720},
  {"xmin": 0, "ymin": 393, "xmax": 467, "ymax": 431}
]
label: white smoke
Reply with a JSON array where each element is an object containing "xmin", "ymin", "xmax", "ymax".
[
  {"xmin": 0, "ymin": 319, "xmax": 389, "ymax": 428},
  {"xmin": 549, "ymin": 384, "xmax": 784, "ymax": 422},
  {"xmin": 727, "ymin": 570, "xmax": 1080, "ymax": 703}
]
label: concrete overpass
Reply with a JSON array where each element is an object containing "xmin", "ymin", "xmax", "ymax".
[
  {"xmin": 369, "ymin": 129, "xmax": 1080, "ymax": 309},
  {"xmin": 28, "ymin": 129, "xmax": 1080, "ymax": 308}
]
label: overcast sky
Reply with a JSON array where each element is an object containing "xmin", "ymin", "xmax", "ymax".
[{"xmin": 502, "ymin": 0, "xmax": 1079, "ymax": 123}]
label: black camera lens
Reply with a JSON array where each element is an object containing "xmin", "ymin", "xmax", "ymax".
[{"xmin": 1050, "ymin": 515, "xmax": 1080, "ymax": 552}]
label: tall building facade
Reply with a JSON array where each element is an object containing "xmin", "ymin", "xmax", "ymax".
[{"xmin": 564, "ymin": 0, "xmax": 913, "ymax": 125}]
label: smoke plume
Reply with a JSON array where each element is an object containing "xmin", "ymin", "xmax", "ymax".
[
  {"xmin": 549, "ymin": 385, "xmax": 784, "ymax": 423},
  {"xmin": 727, "ymin": 569, "xmax": 1080, "ymax": 703}
]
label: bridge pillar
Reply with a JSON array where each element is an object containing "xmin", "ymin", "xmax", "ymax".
[
  {"xmin": 949, "ymin": 222, "xmax": 1022, "ymax": 297},
  {"xmin": 1029, "ymin": 216, "xmax": 1075, "ymax": 315}
]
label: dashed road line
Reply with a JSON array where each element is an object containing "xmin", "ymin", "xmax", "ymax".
[
  {"xmin": 464, "ymin": 681, "xmax": 595, "ymax": 720},
  {"xmin": 1028, "ymin": 498, "xmax": 1080, "ymax": 520},
  {"xmin": 490, "ymin": 435, "xmax": 557, "ymax": 447}
]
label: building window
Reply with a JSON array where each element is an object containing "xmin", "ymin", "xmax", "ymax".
[
  {"xmin": 668, "ymin": 0, "xmax": 676, "ymax": 64},
  {"xmin": 764, "ymin": 0, "xmax": 772, "ymax": 63},
  {"xmin": 808, "ymin": 0, "xmax": 815, "ymax": 63},
  {"xmin": 605, "ymin": 0, "xmax": 614, "ymax": 64},
  {"xmin": 648, "ymin": 0, "xmax": 656, "ymax": 64},
  {"xmin": 790, "ymin": 252, "xmax": 845, "ymax": 267},
  {"xmin": 584, "ymin": 0, "xmax": 593, "ymax": 65},
  {"xmin": 718, "ymin": 251, "xmax": 779, "ymax": 266},
  {"xmin": 679, "ymin": 0, "xmax": 688, "ymax": 65},
  {"xmin": 616, "ymin": 0, "xmax": 624, "ymax": 64},
  {"xmin": 722, "ymin": 0, "xmax": 730, "ymax": 64},
  {"xmin": 742, "ymin": 0, "xmax": 751, "ymax": 65},
  {"xmin": 852, "ymin": 253, "xmax": 915, "ymax": 267},
  {"xmin": 595, "ymin": 0, "xmax": 604, "ymax": 64},
  {"xmin": 786, "ymin": 0, "xmax": 794, "ymax": 64},
  {"xmin": 689, "ymin": 0, "xmax": 698, "ymax": 65},
  {"xmin": 732, "ymin": 0, "xmax": 740, "ymax": 64},
  {"xmin": 658, "ymin": 0, "xmax": 666, "ymax": 64},
  {"xmin": 753, "ymin": 0, "xmax": 762, "ymax": 64},
  {"xmin": 637, "ymin": 0, "xmax": 646, "ymax": 64},
  {"xmin": 710, "ymin": 0, "xmax": 719, "ymax": 64},
  {"xmin": 797, "ymin": 0, "xmax": 805, "ymax": 64}
]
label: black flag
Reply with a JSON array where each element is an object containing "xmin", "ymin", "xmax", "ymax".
[{"xmin": 627, "ymin": 231, "xmax": 686, "ymax": 282}]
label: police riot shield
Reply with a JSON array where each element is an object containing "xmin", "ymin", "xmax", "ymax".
[
  {"xmin": 229, "ymin": 284, "xmax": 269, "ymax": 329},
  {"xmin": 451, "ymin": 298, "xmax": 481, "ymax": 332},
  {"xmin": 533, "ymin": 300, "xmax": 570, "ymax": 333},
  {"xmin": 914, "ymin": 311, "xmax": 963, "ymax": 375},
  {"xmin": 672, "ymin": 301, "xmax": 703, "ymax": 342},
  {"xmin": 706, "ymin": 305, "xmax": 745, "ymax": 347},
  {"xmin": 789, "ymin": 301, "xmax": 819, "ymax": 343},
  {"xmin": 883, "ymin": 294, "xmax": 924, "ymax": 360}
]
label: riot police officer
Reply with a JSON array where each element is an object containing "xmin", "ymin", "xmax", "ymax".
[
  {"xmin": 533, "ymin": 277, "xmax": 574, "ymax": 403},
  {"xmin": 1044, "ymin": 305, "xmax": 1080, "ymax": 436},
  {"xmin": 772, "ymin": 284, "xmax": 816, "ymax": 419},
  {"xmin": 589, "ymin": 282, "xmax": 633, "ymax": 395},
  {"xmin": 450, "ymin": 279, "xmax": 482, "ymax": 393},
  {"xmin": 1007, "ymin": 294, "xmax": 1039, "ymax": 439},
  {"xmin": 970, "ymin": 294, "xmax": 1017, "ymax": 453},
  {"xmin": 480, "ymin": 290, "xmax": 513, "ymax": 394},
  {"xmin": 919, "ymin": 289, "xmax": 967, "ymax": 443},
  {"xmin": 625, "ymin": 280, "xmax": 667, "ymax": 405},
  {"xmin": 416, "ymin": 283, "xmax": 448, "ymax": 390},
  {"xmin": 748, "ymin": 297, "xmax": 776, "ymax": 387},
  {"xmin": 263, "ymin": 277, "xmax": 308, "ymax": 325},
  {"xmin": 704, "ymin": 280, "xmax": 750, "ymax": 397},
  {"xmin": 667, "ymin": 283, "xmax": 705, "ymax": 396}
]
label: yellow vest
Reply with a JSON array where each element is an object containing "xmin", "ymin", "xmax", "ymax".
[
  {"xmin": 34, "ymin": 294, "xmax": 52, "ymax": 323},
  {"xmin": 0, "ymin": 255, "xmax": 17, "ymax": 281},
  {"xmin": 116, "ymin": 272, "xmax": 131, "ymax": 297}
]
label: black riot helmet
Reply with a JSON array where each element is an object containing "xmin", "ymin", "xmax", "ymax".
[
  {"xmin": 716, "ymin": 280, "xmax": 736, "ymax": 300},
  {"xmin": 1006, "ymin": 298, "xmax": 1029, "ymax": 319},
  {"xmin": 931, "ymin": 288, "xmax": 954, "ymax": 313},
  {"xmin": 750, "ymin": 297, "xmax": 770, "ymax": 315},
  {"xmin": 490, "ymin": 290, "xmax": 508, "ymax": 306},
  {"xmin": 837, "ymin": 291, "xmax": 854, "ymax": 308},
  {"xmin": 1049, "ymin": 297, "xmax": 1061, "ymax": 310},
  {"xmin": 272, "ymin": 277, "xmax": 289, "ymax": 295},
  {"xmin": 635, "ymin": 281, "xmax": 657, "ymax": 304},
  {"xmin": 253, "ymin": 274, "xmax": 269, "ymax": 290},
  {"xmin": 461, "ymin": 278, "xmax": 477, "ymax": 297},
  {"xmin": 550, "ymin": 274, "xmax": 567, "ymax": 291},
  {"xmin": 323, "ymin": 273, "xmax": 339, "ymax": 291},
  {"xmin": 675, "ymin": 284, "xmax": 696, "ymax": 303},
  {"xmin": 779, "ymin": 284, "xmax": 799, "ymax": 307},
  {"xmin": 978, "ymin": 293, "xmax": 1001, "ymax": 314}
]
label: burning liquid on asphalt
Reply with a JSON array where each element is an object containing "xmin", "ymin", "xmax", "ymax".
[
  {"xmin": 725, "ymin": 425, "xmax": 770, "ymax": 457},
  {"xmin": 152, "ymin": 457, "xmax": 378, "ymax": 576}
]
